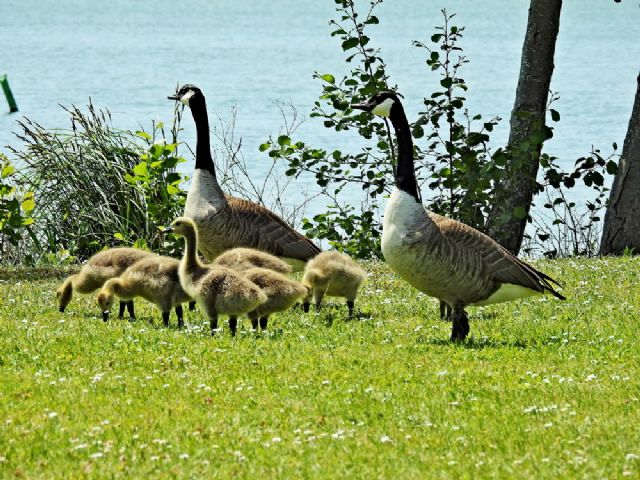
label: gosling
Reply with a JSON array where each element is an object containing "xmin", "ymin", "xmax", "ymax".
[
  {"xmin": 213, "ymin": 247, "xmax": 293, "ymax": 274},
  {"xmin": 56, "ymin": 247, "xmax": 156, "ymax": 318},
  {"xmin": 96, "ymin": 256, "xmax": 191, "ymax": 328},
  {"xmin": 166, "ymin": 217, "xmax": 267, "ymax": 336},
  {"xmin": 302, "ymin": 251, "xmax": 367, "ymax": 317},
  {"xmin": 242, "ymin": 267, "xmax": 308, "ymax": 331}
]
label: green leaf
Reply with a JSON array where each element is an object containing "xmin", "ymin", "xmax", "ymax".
[
  {"xmin": 135, "ymin": 130, "xmax": 152, "ymax": 141},
  {"xmin": 113, "ymin": 232, "xmax": 125, "ymax": 240},
  {"xmin": 549, "ymin": 109, "xmax": 560, "ymax": 122},
  {"xmin": 277, "ymin": 135, "xmax": 291, "ymax": 147},
  {"xmin": 258, "ymin": 142, "xmax": 271, "ymax": 152},
  {"xmin": 133, "ymin": 162, "xmax": 149, "ymax": 176},
  {"xmin": 1, "ymin": 164, "xmax": 15, "ymax": 178},
  {"xmin": 341, "ymin": 38, "xmax": 359, "ymax": 51},
  {"xmin": 21, "ymin": 197, "xmax": 35, "ymax": 212},
  {"xmin": 320, "ymin": 73, "xmax": 336, "ymax": 84}
]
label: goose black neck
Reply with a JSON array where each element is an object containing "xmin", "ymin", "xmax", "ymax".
[
  {"xmin": 189, "ymin": 94, "xmax": 216, "ymax": 177},
  {"xmin": 389, "ymin": 104, "xmax": 421, "ymax": 203}
]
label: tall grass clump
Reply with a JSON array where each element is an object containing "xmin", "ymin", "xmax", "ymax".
[{"xmin": 9, "ymin": 102, "xmax": 187, "ymax": 261}]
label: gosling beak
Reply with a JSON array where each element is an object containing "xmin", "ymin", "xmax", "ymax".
[
  {"xmin": 162, "ymin": 226, "xmax": 174, "ymax": 233},
  {"xmin": 102, "ymin": 310, "xmax": 109, "ymax": 322},
  {"xmin": 303, "ymin": 302, "xmax": 310, "ymax": 313},
  {"xmin": 59, "ymin": 306, "xmax": 65, "ymax": 313}
]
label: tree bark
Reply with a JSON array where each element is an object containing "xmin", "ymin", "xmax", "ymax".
[
  {"xmin": 600, "ymin": 72, "xmax": 640, "ymax": 255},
  {"xmin": 485, "ymin": 0, "xmax": 562, "ymax": 254}
]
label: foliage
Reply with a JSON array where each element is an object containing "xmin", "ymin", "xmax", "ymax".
[
  {"xmin": 0, "ymin": 152, "xmax": 35, "ymax": 263},
  {"xmin": 262, "ymin": 4, "xmax": 506, "ymax": 257},
  {"xmin": 8, "ymin": 103, "xmax": 187, "ymax": 262},
  {"xmin": 524, "ymin": 145, "xmax": 618, "ymax": 257},
  {"xmin": 1, "ymin": 257, "xmax": 639, "ymax": 477}
]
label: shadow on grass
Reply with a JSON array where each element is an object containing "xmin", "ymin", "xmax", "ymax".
[{"xmin": 417, "ymin": 336, "xmax": 529, "ymax": 350}]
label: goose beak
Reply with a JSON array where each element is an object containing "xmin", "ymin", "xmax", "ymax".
[
  {"xmin": 102, "ymin": 310, "xmax": 109, "ymax": 322},
  {"xmin": 167, "ymin": 93, "xmax": 180, "ymax": 101},
  {"xmin": 351, "ymin": 100, "xmax": 373, "ymax": 112}
]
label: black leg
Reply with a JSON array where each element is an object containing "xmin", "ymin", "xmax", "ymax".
[
  {"xmin": 302, "ymin": 302, "xmax": 310, "ymax": 313},
  {"xmin": 450, "ymin": 303, "xmax": 469, "ymax": 342},
  {"xmin": 251, "ymin": 317, "xmax": 259, "ymax": 330},
  {"xmin": 259, "ymin": 316, "xmax": 268, "ymax": 330},
  {"xmin": 229, "ymin": 316, "xmax": 238, "ymax": 336},
  {"xmin": 102, "ymin": 310, "xmax": 109, "ymax": 322},
  {"xmin": 210, "ymin": 311, "xmax": 218, "ymax": 336},
  {"xmin": 347, "ymin": 300, "xmax": 355, "ymax": 317},
  {"xmin": 162, "ymin": 311, "xmax": 170, "ymax": 327},
  {"xmin": 175, "ymin": 305, "xmax": 184, "ymax": 329},
  {"xmin": 126, "ymin": 300, "xmax": 135, "ymax": 320},
  {"xmin": 315, "ymin": 301, "xmax": 322, "ymax": 313},
  {"xmin": 189, "ymin": 301, "xmax": 196, "ymax": 312},
  {"xmin": 118, "ymin": 301, "xmax": 126, "ymax": 319}
]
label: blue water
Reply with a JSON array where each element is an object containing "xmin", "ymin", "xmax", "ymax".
[{"xmin": 1, "ymin": 0, "xmax": 639, "ymax": 217}]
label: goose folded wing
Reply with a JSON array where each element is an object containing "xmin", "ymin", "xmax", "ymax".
[
  {"xmin": 433, "ymin": 214, "xmax": 561, "ymax": 295},
  {"xmin": 227, "ymin": 197, "xmax": 321, "ymax": 261}
]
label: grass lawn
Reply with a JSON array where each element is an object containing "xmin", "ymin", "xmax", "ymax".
[{"xmin": 0, "ymin": 257, "xmax": 639, "ymax": 479}]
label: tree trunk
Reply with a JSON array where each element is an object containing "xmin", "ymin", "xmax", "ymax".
[
  {"xmin": 485, "ymin": 0, "xmax": 562, "ymax": 254},
  {"xmin": 600, "ymin": 72, "xmax": 640, "ymax": 255}
]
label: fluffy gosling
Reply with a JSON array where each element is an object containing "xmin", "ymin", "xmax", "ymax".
[
  {"xmin": 166, "ymin": 217, "xmax": 267, "ymax": 336},
  {"xmin": 212, "ymin": 247, "xmax": 293, "ymax": 274},
  {"xmin": 56, "ymin": 247, "xmax": 155, "ymax": 317},
  {"xmin": 242, "ymin": 267, "xmax": 308, "ymax": 331},
  {"xmin": 302, "ymin": 251, "xmax": 367, "ymax": 317},
  {"xmin": 96, "ymin": 256, "xmax": 191, "ymax": 328}
]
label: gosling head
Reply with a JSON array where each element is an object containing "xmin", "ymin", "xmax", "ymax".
[
  {"xmin": 351, "ymin": 90, "xmax": 401, "ymax": 118},
  {"xmin": 56, "ymin": 278, "xmax": 73, "ymax": 313},
  {"xmin": 164, "ymin": 217, "xmax": 197, "ymax": 237},
  {"xmin": 167, "ymin": 84, "xmax": 202, "ymax": 106},
  {"xmin": 96, "ymin": 290, "xmax": 114, "ymax": 322}
]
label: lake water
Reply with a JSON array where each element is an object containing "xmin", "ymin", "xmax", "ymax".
[{"xmin": 1, "ymin": 0, "xmax": 639, "ymax": 220}]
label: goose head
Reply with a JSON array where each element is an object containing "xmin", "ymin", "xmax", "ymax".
[
  {"xmin": 168, "ymin": 84, "xmax": 202, "ymax": 106},
  {"xmin": 165, "ymin": 216, "xmax": 197, "ymax": 237},
  {"xmin": 352, "ymin": 91, "xmax": 401, "ymax": 118},
  {"xmin": 96, "ymin": 290, "xmax": 114, "ymax": 322}
]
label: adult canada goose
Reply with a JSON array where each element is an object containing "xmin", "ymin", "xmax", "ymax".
[
  {"xmin": 352, "ymin": 91, "xmax": 565, "ymax": 341},
  {"xmin": 168, "ymin": 84, "xmax": 321, "ymax": 268},
  {"xmin": 56, "ymin": 247, "xmax": 156, "ymax": 318},
  {"xmin": 301, "ymin": 251, "xmax": 367, "ymax": 317},
  {"xmin": 96, "ymin": 256, "xmax": 191, "ymax": 328},
  {"xmin": 166, "ymin": 217, "xmax": 267, "ymax": 336}
]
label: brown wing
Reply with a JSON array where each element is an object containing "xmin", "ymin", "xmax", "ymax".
[
  {"xmin": 227, "ymin": 197, "xmax": 321, "ymax": 261},
  {"xmin": 432, "ymin": 213, "xmax": 565, "ymax": 299}
]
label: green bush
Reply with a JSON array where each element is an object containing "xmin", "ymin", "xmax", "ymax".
[{"xmin": 0, "ymin": 152, "xmax": 34, "ymax": 263}]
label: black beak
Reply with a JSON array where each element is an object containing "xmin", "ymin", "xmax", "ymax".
[
  {"xmin": 351, "ymin": 101, "xmax": 372, "ymax": 111},
  {"xmin": 162, "ymin": 227, "xmax": 174, "ymax": 233},
  {"xmin": 102, "ymin": 310, "xmax": 109, "ymax": 322},
  {"xmin": 167, "ymin": 93, "xmax": 180, "ymax": 101}
]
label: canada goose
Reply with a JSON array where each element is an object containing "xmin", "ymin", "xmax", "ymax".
[
  {"xmin": 301, "ymin": 251, "xmax": 367, "ymax": 317},
  {"xmin": 213, "ymin": 247, "xmax": 293, "ymax": 275},
  {"xmin": 352, "ymin": 91, "xmax": 565, "ymax": 341},
  {"xmin": 56, "ymin": 247, "xmax": 156, "ymax": 318},
  {"xmin": 242, "ymin": 267, "xmax": 308, "ymax": 331},
  {"xmin": 96, "ymin": 256, "xmax": 191, "ymax": 328},
  {"xmin": 167, "ymin": 84, "xmax": 321, "ymax": 269},
  {"xmin": 166, "ymin": 217, "xmax": 267, "ymax": 336}
]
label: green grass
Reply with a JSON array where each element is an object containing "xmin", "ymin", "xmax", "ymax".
[{"xmin": 0, "ymin": 257, "xmax": 639, "ymax": 479}]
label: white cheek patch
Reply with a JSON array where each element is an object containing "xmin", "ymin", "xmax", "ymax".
[
  {"xmin": 372, "ymin": 98, "xmax": 395, "ymax": 117},
  {"xmin": 180, "ymin": 90, "xmax": 195, "ymax": 105}
]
